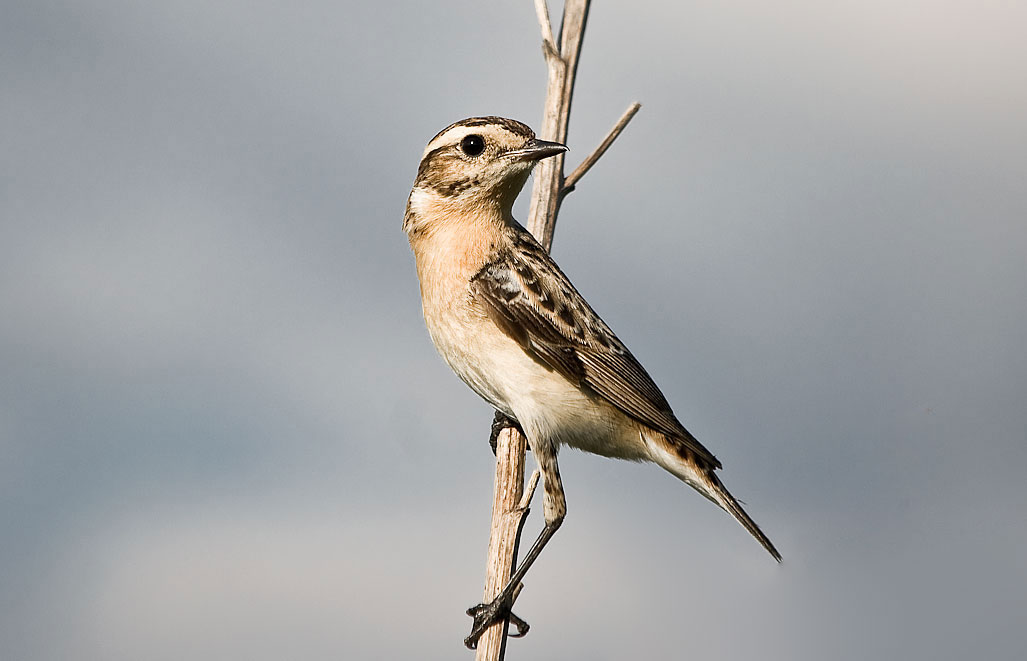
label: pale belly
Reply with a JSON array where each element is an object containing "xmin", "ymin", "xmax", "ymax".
[{"xmin": 425, "ymin": 304, "xmax": 649, "ymax": 462}]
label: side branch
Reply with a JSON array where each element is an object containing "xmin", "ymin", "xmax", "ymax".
[{"xmin": 562, "ymin": 102, "xmax": 641, "ymax": 196}]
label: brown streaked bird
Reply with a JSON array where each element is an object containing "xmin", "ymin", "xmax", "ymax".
[{"xmin": 404, "ymin": 116, "xmax": 780, "ymax": 648}]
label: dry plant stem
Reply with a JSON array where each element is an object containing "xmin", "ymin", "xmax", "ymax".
[
  {"xmin": 474, "ymin": 427, "xmax": 531, "ymax": 660},
  {"xmin": 527, "ymin": 0, "xmax": 590, "ymax": 249},
  {"xmin": 562, "ymin": 102, "xmax": 642, "ymax": 196},
  {"xmin": 475, "ymin": 1, "xmax": 642, "ymax": 659},
  {"xmin": 472, "ymin": 468, "xmax": 537, "ymax": 655},
  {"xmin": 475, "ymin": 3, "xmax": 589, "ymax": 658}
]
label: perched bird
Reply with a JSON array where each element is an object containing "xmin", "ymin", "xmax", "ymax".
[{"xmin": 404, "ymin": 116, "xmax": 779, "ymax": 647}]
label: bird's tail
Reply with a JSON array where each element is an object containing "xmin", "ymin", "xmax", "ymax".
[{"xmin": 646, "ymin": 432, "xmax": 782, "ymax": 562}]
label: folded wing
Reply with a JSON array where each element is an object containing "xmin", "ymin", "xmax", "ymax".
[{"xmin": 471, "ymin": 230, "xmax": 720, "ymax": 469}]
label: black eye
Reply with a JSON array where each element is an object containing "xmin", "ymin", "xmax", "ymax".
[{"xmin": 460, "ymin": 134, "xmax": 486, "ymax": 156}]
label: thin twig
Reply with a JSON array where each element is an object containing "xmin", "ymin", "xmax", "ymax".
[
  {"xmin": 533, "ymin": 0, "xmax": 558, "ymax": 57},
  {"xmin": 562, "ymin": 102, "xmax": 641, "ymax": 195},
  {"xmin": 519, "ymin": 470, "xmax": 541, "ymax": 510}
]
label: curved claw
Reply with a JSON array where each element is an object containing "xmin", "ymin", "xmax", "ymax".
[
  {"xmin": 507, "ymin": 610, "xmax": 530, "ymax": 638},
  {"xmin": 489, "ymin": 411, "xmax": 525, "ymax": 455},
  {"xmin": 464, "ymin": 600, "xmax": 530, "ymax": 649}
]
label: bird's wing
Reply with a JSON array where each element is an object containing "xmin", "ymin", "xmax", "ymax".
[{"xmin": 470, "ymin": 233, "xmax": 720, "ymax": 469}]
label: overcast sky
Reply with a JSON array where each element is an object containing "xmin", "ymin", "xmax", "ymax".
[{"xmin": 3, "ymin": 1, "xmax": 1026, "ymax": 659}]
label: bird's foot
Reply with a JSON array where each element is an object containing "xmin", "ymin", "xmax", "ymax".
[
  {"xmin": 489, "ymin": 411, "xmax": 526, "ymax": 455},
  {"xmin": 464, "ymin": 596, "xmax": 529, "ymax": 649}
]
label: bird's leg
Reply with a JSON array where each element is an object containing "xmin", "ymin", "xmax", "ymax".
[
  {"xmin": 489, "ymin": 410, "xmax": 525, "ymax": 455},
  {"xmin": 464, "ymin": 518, "xmax": 563, "ymax": 648},
  {"xmin": 465, "ymin": 442, "xmax": 565, "ymax": 649}
]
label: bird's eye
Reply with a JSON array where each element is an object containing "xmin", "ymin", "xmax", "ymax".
[{"xmin": 460, "ymin": 134, "xmax": 486, "ymax": 157}]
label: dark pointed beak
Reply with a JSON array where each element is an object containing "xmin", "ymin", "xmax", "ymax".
[{"xmin": 507, "ymin": 138, "xmax": 568, "ymax": 162}]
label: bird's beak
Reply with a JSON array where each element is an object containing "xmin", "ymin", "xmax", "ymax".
[{"xmin": 507, "ymin": 138, "xmax": 568, "ymax": 162}]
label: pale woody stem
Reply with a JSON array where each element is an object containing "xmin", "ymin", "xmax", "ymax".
[{"xmin": 474, "ymin": 2, "xmax": 638, "ymax": 659}]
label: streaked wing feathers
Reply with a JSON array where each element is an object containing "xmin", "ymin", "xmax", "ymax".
[{"xmin": 471, "ymin": 232, "xmax": 720, "ymax": 469}]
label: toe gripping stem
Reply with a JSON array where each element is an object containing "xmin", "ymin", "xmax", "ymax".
[{"xmin": 489, "ymin": 411, "xmax": 525, "ymax": 455}]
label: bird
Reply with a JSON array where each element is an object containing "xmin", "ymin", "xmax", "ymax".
[{"xmin": 404, "ymin": 116, "xmax": 780, "ymax": 648}]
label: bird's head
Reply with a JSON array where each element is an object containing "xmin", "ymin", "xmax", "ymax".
[{"xmin": 405, "ymin": 117, "xmax": 566, "ymax": 234}]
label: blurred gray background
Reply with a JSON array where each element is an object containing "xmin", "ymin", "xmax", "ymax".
[{"xmin": 3, "ymin": 1, "xmax": 1025, "ymax": 659}]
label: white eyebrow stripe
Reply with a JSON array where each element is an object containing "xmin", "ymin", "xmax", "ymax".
[{"xmin": 422, "ymin": 126, "xmax": 487, "ymax": 159}]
